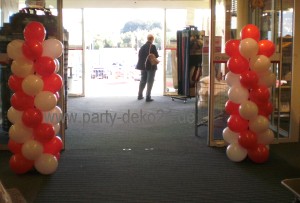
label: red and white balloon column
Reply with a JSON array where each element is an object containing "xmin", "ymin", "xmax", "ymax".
[
  {"xmin": 223, "ymin": 24, "xmax": 276, "ymax": 163},
  {"xmin": 6, "ymin": 21, "xmax": 64, "ymax": 174}
]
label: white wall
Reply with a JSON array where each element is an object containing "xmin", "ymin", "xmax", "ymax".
[{"xmin": 63, "ymin": 0, "xmax": 209, "ymax": 9}]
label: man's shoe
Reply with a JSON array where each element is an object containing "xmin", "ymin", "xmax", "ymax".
[
  {"xmin": 146, "ymin": 98, "xmax": 154, "ymax": 102},
  {"xmin": 137, "ymin": 96, "xmax": 144, "ymax": 100}
]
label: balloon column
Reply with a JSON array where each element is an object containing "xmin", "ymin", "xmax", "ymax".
[
  {"xmin": 223, "ymin": 24, "xmax": 276, "ymax": 163},
  {"xmin": 6, "ymin": 21, "xmax": 64, "ymax": 174}
]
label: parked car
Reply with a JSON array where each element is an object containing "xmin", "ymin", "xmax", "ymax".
[
  {"xmin": 110, "ymin": 63, "xmax": 125, "ymax": 79},
  {"xmin": 91, "ymin": 67, "xmax": 108, "ymax": 79},
  {"xmin": 122, "ymin": 64, "xmax": 139, "ymax": 80},
  {"xmin": 133, "ymin": 70, "xmax": 141, "ymax": 81}
]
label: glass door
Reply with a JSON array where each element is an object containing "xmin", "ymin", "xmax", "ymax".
[
  {"xmin": 249, "ymin": 0, "xmax": 296, "ymax": 142},
  {"xmin": 62, "ymin": 8, "xmax": 84, "ymax": 97},
  {"xmin": 202, "ymin": 0, "xmax": 299, "ymax": 146},
  {"xmin": 164, "ymin": 9, "xmax": 187, "ymax": 95},
  {"xmin": 202, "ymin": 0, "xmax": 231, "ymax": 146}
]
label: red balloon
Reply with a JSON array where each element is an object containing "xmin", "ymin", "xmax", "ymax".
[
  {"xmin": 22, "ymin": 108, "xmax": 43, "ymax": 128},
  {"xmin": 238, "ymin": 130, "xmax": 257, "ymax": 149},
  {"xmin": 258, "ymin": 101, "xmax": 273, "ymax": 117},
  {"xmin": 248, "ymin": 144, "xmax": 269, "ymax": 163},
  {"xmin": 10, "ymin": 91, "xmax": 35, "ymax": 111},
  {"xmin": 240, "ymin": 70, "xmax": 259, "ymax": 89},
  {"xmin": 264, "ymin": 102, "xmax": 273, "ymax": 115},
  {"xmin": 8, "ymin": 75, "xmax": 23, "ymax": 92},
  {"xmin": 22, "ymin": 40, "xmax": 43, "ymax": 61},
  {"xmin": 227, "ymin": 56, "xmax": 249, "ymax": 74},
  {"xmin": 54, "ymin": 152, "xmax": 61, "ymax": 160},
  {"xmin": 8, "ymin": 139, "xmax": 23, "ymax": 154},
  {"xmin": 225, "ymin": 100, "xmax": 240, "ymax": 115},
  {"xmin": 9, "ymin": 154, "xmax": 34, "ymax": 174},
  {"xmin": 225, "ymin": 39, "xmax": 241, "ymax": 57},
  {"xmin": 249, "ymin": 85, "xmax": 270, "ymax": 104},
  {"xmin": 258, "ymin": 40, "xmax": 275, "ymax": 57},
  {"xmin": 43, "ymin": 73, "xmax": 63, "ymax": 93},
  {"xmin": 240, "ymin": 24, "xmax": 260, "ymax": 41},
  {"xmin": 227, "ymin": 114, "xmax": 249, "ymax": 133},
  {"xmin": 23, "ymin": 21, "xmax": 46, "ymax": 42},
  {"xmin": 34, "ymin": 56, "xmax": 56, "ymax": 77},
  {"xmin": 33, "ymin": 123, "xmax": 55, "ymax": 143},
  {"xmin": 43, "ymin": 136, "xmax": 63, "ymax": 155}
]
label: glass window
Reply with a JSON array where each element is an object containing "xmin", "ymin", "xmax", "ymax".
[
  {"xmin": 63, "ymin": 9, "xmax": 82, "ymax": 46},
  {"xmin": 250, "ymin": 0, "xmax": 294, "ymax": 139},
  {"xmin": 165, "ymin": 9, "xmax": 187, "ymax": 94}
]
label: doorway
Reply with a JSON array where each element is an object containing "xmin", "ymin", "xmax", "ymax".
[
  {"xmin": 63, "ymin": 8, "xmax": 164, "ymax": 97},
  {"xmin": 62, "ymin": 7, "xmax": 210, "ymax": 97}
]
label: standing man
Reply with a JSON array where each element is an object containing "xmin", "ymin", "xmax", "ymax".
[{"xmin": 135, "ymin": 34, "xmax": 159, "ymax": 102}]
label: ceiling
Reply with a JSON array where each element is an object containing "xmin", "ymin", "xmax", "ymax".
[{"xmin": 62, "ymin": 0, "xmax": 209, "ymax": 9}]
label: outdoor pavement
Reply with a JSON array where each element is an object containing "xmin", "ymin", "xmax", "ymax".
[{"xmin": 70, "ymin": 77, "xmax": 164, "ymax": 97}]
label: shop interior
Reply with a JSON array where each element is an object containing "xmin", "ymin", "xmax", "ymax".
[{"xmin": 0, "ymin": 0, "xmax": 300, "ymax": 202}]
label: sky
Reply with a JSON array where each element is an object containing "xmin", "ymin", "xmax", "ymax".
[{"xmin": 83, "ymin": 8, "xmax": 164, "ymax": 33}]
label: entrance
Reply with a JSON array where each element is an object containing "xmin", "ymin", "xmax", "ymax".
[
  {"xmin": 64, "ymin": 8, "xmax": 165, "ymax": 97},
  {"xmin": 62, "ymin": 7, "xmax": 210, "ymax": 97},
  {"xmin": 62, "ymin": 1, "xmax": 299, "ymax": 146}
]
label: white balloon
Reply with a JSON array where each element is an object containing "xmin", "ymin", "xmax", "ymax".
[
  {"xmin": 239, "ymin": 38, "xmax": 258, "ymax": 59},
  {"xmin": 54, "ymin": 58, "xmax": 60, "ymax": 73},
  {"xmin": 22, "ymin": 75, "xmax": 44, "ymax": 96},
  {"xmin": 226, "ymin": 142, "xmax": 248, "ymax": 162},
  {"xmin": 8, "ymin": 123, "xmax": 33, "ymax": 144},
  {"xmin": 257, "ymin": 129, "xmax": 274, "ymax": 145},
  {"xmin": 7, "ymin": 39, "xmax": 25, "ymax": 60},
  {"xmin": 11, "ymin": 59, "xmax": 34, "ymax": 78},
  {"xmin": 228, "ymin": 85, "xmax": 249, "ymax": 104},
  {"xmin": 42, "ymin": 39, "xmax": 64, "ymax": 58},
  {"xmin": 258, "ymin": 71, "xmax": 276, "ymax": 87},
  {"xmin": 223, "ymin": 127, "xmax": 239, "ymax": 144},
  {"xmin": 34, "ymin": 91, "xmax": 58, "ymax": 111},
  {"xmin": 250, "ymin": 55, "xmax": 271, "ymax": 73},
  {"xmin": 7, "ymin": 107, "xmax": 23, "ymax": 124},
  {"xmin": 22, "ymin": 140, "xmax": 44, "ymax": 160},
  {"xmin": 34, "ymin": 153, "xmax": 58, "ymax": 175},
  {"xmin": 239, "ymin": 100, "xmax": 258, "ymax": 120},
  {"xmin": 225, "ymin": 71, "xmax": 241, "ymax": 87},
  {"xmin": 53, "ymin": 123, "xmax": 61, "ymax": 135},
  {"xmin": 249, "ymin": 115, "xmax": 270, "ymax": 133},
  {"xmin": 43, "ymin": 106, "xmax": 63, "ymax": 125}
]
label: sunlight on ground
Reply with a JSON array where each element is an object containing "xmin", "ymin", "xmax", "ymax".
[
  {"xmin": 69, "ymin": 77, "xmax": 164, "ymax": 97},
  {"xmin": 68, "ymin": 63, "xmax": 165, "ymax": 97}
]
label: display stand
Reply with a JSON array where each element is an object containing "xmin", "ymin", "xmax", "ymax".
[
  {"xmin": 172, "ymin": 26, "xmax": 203, "ymax": 103},
  {"xmin": 194, "ymin": 78, "xmax": 229, "ymax": 137},
  {"xmin": 171, "ymin": 95, "xmax": 192, "ymax": 103},
  {"xmin": 281, "ymin": 178, "xmax": 300, "ymax": 202},
  {"xmin": 194, "ymin": 35, "xmax": 227, "ymax": 143}
]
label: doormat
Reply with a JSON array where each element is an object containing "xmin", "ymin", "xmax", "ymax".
[{"xmin": 7, "ymin": 188, "xmax": 27, "ymax": 203}]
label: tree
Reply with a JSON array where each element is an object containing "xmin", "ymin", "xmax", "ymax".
[
  {"xmin": 89, "ymin": 20, "xmax": 163, "ymax": 49},
  {"xmin": 119, "ymin": 21, "xmax": 162, "ymax": 49},
  {"xmin": 121, "ymin": 20, "xmax": 162, "ymax": 33},
  {"xmin": 103, "ymin": 39, "xmax": 113, "ymax": 48}
]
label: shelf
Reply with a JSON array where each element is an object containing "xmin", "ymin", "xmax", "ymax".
[{"xmin": 277, "ymin": 85, "xmax": 291, "ymax": 89}]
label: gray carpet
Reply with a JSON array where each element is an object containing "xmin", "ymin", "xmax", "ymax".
[{"xmin": 1, "ymin": 96, "xmax": 300, "ymax": 203}]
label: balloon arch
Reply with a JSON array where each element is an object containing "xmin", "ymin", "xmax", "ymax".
[
  {"xmin": 4, "ymin": 22, "xmax": 275, "ymax": 174},
  {"xmin": 223, "ymin": 24, "xmax": 276, "ymax": 164},
  {"xmin": 6, "ymin": 21, "xmax": 64, "ymax": 174}
]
